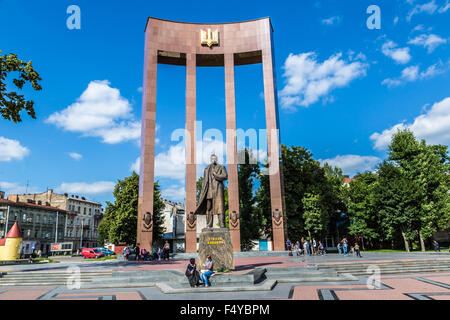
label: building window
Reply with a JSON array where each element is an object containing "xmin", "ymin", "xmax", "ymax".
[
  {"xmin": 49, "ymin": 217, "xmax": 53, "ymax": 224},
  {"xmin": 22, "ymin": 213, "xmax": 27, "ymax": 221},
  {"xmin": 36, "ymin": 215, "xmax": 40, "ymax": 223},
  {"xmin": 89, "ymin": 208, "xmax": 92, "ymax": 215},
  {"xmin": 84, "ymin": 207, "xmax": 86, "ymax": 214},
  {"xmin": 43, "ymin": 216, "xmax": 47, "ymax": 224}
]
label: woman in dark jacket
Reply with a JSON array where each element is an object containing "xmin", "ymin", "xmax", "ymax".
[{"xmin": 185, "ymin": 258, "xmax": 201, "ymax": 287}]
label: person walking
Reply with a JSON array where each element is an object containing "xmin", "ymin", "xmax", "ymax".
[
  {"xmin": 433, "ymin": 240, "xmax": 440, "ymax": 252},
  {"xmin": 123, "ymin": 246, "xmax": 130, "ymax": 261},
  {"xmin": 200, "ymin": 255, "xmax": 214, "ymax": 287},
  {"xmin": 163, "ymin": 240, "xmax": 170, "ymax": 260},
  {"xmin": 295, "ymin": 241, "xmax": 301, "ymax": 256},
  {"xmin": 134, "ymin": 244, "xmax": 140, "ymax": 261},
  {"xmin": 319, "ymin": 241, "xmax": 325, "ymax": 256},
  {"xmin": 337, "ymin": 242, "xmax": 342, "ymax": 255},
  {"xmin": 312, "ymin": 238, "xmax": 317, "ymax": 255},
  {"xmin": 342, "ymin": 238, "xmax": 348, "ymax": 256},
  {"xmin": 157, "ymin": 247, "xmax": 162, "ymax": 261},
  {"xmin": 286, "ymin": 239, "xmax": 291, "ymax": 251},
  {"xmin": 303, "ymin": 239, "xmax": 307, "ymax": 256},
  {"xmin": 355, "ymin": 243, "xmax": 362, "ymax": 258},
  {"xmin": 306, "ymin": 239, "xmax": 311, "ymax": 256}
]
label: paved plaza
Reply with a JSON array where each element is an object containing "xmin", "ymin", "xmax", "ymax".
[{"xmin": 0, "ymin": 252, "xmax": 449, "ymax": 300}]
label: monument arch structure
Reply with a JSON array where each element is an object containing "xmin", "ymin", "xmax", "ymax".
[{"xmin": 138, "ymin": 17, "xmax": 287, "ymax": 253}]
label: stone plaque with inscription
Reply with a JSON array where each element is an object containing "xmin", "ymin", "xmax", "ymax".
[{"xmin": 198, "ymin": 228, "xmax": 234, "ymax": 270}]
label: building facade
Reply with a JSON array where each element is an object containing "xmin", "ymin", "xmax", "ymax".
[
  {"xmin": 160, "ymin": 199, "xmax": 185, "ymax": 252},
  {"xmin": 0, "ymin": 197, "xmax": 68, "ymax": 256},
  {"xmin": 7, "ymin": 190, "xmax": 103, "ymax": 251}
]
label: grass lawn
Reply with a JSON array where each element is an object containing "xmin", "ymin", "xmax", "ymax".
[
  {"xmin": 84, "ymin": 255, "xmax": 117, "ymax": 262},
  {"xmin": 32, "ymin": 257, "xmax": 60, "ymax": 263}
]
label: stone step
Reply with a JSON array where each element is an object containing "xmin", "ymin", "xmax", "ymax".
[
  {"xmin": 335, "ymin": 267, "xmax": 450, "ymax": 275},
  {"xmin": 319, "ymin": 264, "xmax": 450, "ymax": 272},
  {"xmin": 320, "ymin": 262, "xmax": 450, "ymax": 268},
  {"xmin": 155, "ymin": 280, "xmax": 277, "ymax": 294}
]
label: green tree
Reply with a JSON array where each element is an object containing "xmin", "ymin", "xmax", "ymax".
[
  {"xmin": 387, "ymin": 129, "xmax": 450, "ymax": 250},
  {"xmin": 375, "ymin": 161, "xmax": 421, "ymax": 252},
  {"xmin": 0, "ymin": 51, "xmax": 42, "ymax": 122},
  {"xmin": 98, "ymin": 172, "xmax": 165, "ymax": 245},
  {"xmin": 238, "ymin": 149, "xmax": 263, "ymax": 251},
  {"xmin": 302, "ymin": 192, "xmax": 325, "ymax": 240},
  {"xmin": 256, "ymin": 145, "xmax": 334, "ymax": 242},
  {"xmin": 152, "ymin": 182, "xmax": 166, "ymax": 242},
  {"xmin": 346, "ymin": 172, "xmax": 379, "ymax": 248}
]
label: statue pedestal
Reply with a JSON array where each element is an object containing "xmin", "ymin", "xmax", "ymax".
[{"xmin": 198, "ymin": 228, "xmax": 234, "ymax": 270}]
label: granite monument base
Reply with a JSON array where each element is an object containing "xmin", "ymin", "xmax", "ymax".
[{"xmin": 198, "ymin": 228, "xmax": 234, "ymax": 270}]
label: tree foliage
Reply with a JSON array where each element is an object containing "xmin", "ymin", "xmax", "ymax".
[
  {"xmin": 256, "ymin": 145, "xmax": 345, "ymax": 242},
  {"xmin": 238, "ymin": 148, "xmax": 263, "ymax": 250},
  {"xmin": 302, "ymin": 192, "xmax": 325, "ymax": 239},
  {"xmin": 98, "ymin": 172, "xmax": 165, "ymax": 245},
  {"xmin": 0, "ymin": 51, "xmax": 42, "ymax": 122},
  {"xmin": 346, "ymin": 171, "xmax": 379, "ymax": 242}
]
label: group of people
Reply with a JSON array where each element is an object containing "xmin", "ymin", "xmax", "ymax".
[
  {"xmin": 285, "ymin": 237, "xmax": 365, "ymax": 258},
  {"xmin": 122, "ymin": 240, "xmax": 171, "ymax": 261},
  {"xmin": 286, "ymin": 238, "xmax": 325, "ymax": 256},
  {"xmin": 337, "ymin": 238, "xmax": 362, "ymax": 258},
  {"xmin": 185, "ymin": 255, "xmax": 214, "ymax": 288}
]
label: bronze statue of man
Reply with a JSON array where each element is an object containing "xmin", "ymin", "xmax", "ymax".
[{"xmin": 195, "ymin": 154, "xmax": 228, "ymax": 228}]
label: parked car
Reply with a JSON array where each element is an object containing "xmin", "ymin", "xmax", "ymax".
[
  {"xmin": 81, "ymin": 248, "xmax": 105, "ymax": 259},
  {"xmin": 94, "ymin": 247, "xmax": 116, "ymax": 256}
]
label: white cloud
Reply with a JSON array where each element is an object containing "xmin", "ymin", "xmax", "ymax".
[
  {"xmin": 407, "ymin": 0, "xmax": 438, "ymax": 21},
  {"xmin": 161, "ymin": 185, "xmax": 185, "ymax": 202},
  {"xmin": 382, "ymin": 61, "xmax": 447, "ymax": 87},
  {"xmin": 321, "ymin": 16, "xmax": 341, "ymax": 25},
  {"xmin": 0, "ymin": 137, "xmax": 30, "ymax": 161},
  {"xmin": 370, "ymin": 97, "xmax": 450, "ymax": 150},
  {"xmin": 154, "ymin": 144, "xmax": 186, "ymax": 181},
  {"xmin": 408, "ymin": 34, "xmax": 447, "ymax": 52},
  {"xmin": 130, "ymin": 157, "xmax": 140, "ymax": 173},
  {"xmin": 0, "ymin": 181, "xmax": 39, "ymax": 195},
  {"xmin": 46, "ymin": 80, "xmax": 140, "ymax": 144},
  {"xmin": 394, "ymin": 16, "xmax": 399, "ymax": 25},
  {"xmin": 55, "ymin": 181, "xmax": 115, "ymax": 195},
  {"xmin": 137, "ymin": 86, "xmax": 143, "ymax": 93},
  {"xmin": 381, "ymin": 41, "xmax": 412, "ymax": 64},
  {"xmin": 319, "ymin": 155, "xmax": 381, "ymax": 176},
  {"xmin": 279, "ymin": 52, "xmax": 368, "ymax": 110},
  {"xmin": 69, "ymin": 152, "xmax": 82, "ymax": 161},
  {"xmin": 438, "ymin": 0, "xmax": 450, "ymax": 13}
]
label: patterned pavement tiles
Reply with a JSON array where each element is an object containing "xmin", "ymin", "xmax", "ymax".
[{"xmin": 291, "ymin": 273, "xmax": 450, "ymax": 300}]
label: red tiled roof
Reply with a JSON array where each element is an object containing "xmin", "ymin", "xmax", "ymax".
[
  {"xmin": 0, "ymin": 198, "xmax": 68, "ymax": 213},
  {"xmin": 344, "ymin": 177, "xmax": 355, "ymax": 184},
  {"xmin": 6, "ymin": 222, "xmax": 21, "ymax": 238}
]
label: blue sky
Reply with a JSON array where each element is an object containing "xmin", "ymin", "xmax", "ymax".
[{"xmin": 1, "ymin": 0, "xmax": 449, "ymax": 205}]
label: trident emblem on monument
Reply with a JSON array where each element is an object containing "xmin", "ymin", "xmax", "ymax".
[{"xmin": 200, "ymin": 28, "xmax": 219, "ymax": 47}]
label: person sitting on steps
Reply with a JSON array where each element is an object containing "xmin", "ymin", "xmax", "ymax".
[{"xmin": 200, "ymin": 255, "xmax": 214, "ymax": 287}]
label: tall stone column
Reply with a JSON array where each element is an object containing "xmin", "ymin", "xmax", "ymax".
[
  {"xmin": 224, "ymin": 53, "xmax": 241, "ymax": 252},
  {"xmin": 185, "ymin": 52, "xmax": 197, "ymax": 253},
  {"xmin": 262, "ymin": 23, "xmax": 286, "ymax": 251},
  {"xmin": 137, "ymin": 33, "xmax": 158, "ymax": 252}
]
